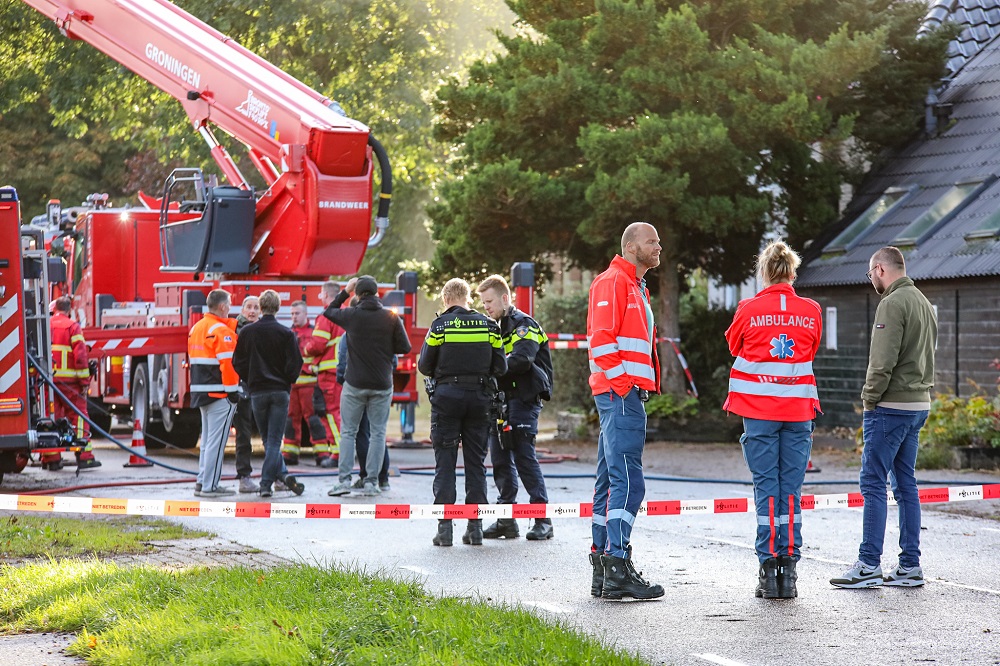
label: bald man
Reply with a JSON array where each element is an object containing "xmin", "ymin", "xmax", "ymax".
[{"xmin": 587, "ymin": 222, "xmax": 665, "ymax": 601}]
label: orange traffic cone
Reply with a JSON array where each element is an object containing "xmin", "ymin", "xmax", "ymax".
[
  {"xmin": 124, "ymin": 419, "xmax": 154, "ymax": 467},
  {"xmin": 806, "ymin": 457, "xmax": 821, "ymax": 474}
]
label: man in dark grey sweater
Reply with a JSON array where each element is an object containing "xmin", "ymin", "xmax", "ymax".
[
  {"xmin": 323, "ymin": 276, "xmax": 412, "ymax": 497},
  {"xmin": 232, "ymin": 289, "xmax": 305, "ymax": 498},
  {"xmin": 831, "ymin": 246, "xmax": 937, "ymax": 589}
]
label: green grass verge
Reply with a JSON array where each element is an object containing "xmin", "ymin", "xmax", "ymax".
[
  {"xmin": 1, "ymin": 560, "xmax": 647, "ymax": 665},
  {"xmin": 0, "ymin": 515, "xmax": 209, "ymax": 559}
]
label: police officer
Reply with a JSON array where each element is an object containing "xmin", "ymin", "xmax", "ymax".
[
  {"xmin": 418, "ymin": 278, "xmax": 506, "ymax": 547},
  {"xmin": 476, "ymin": 275, "xmax": 554, "ymax": 540}
]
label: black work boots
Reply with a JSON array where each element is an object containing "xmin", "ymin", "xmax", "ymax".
[
  {"xmin": 756, "ymin": 558, "xmax": 779, "ymax": 598},
  {"xmin": 777, "ymin": 555, "xmax": 798, "ymax": 598},
  {"xmin": 756, "ymin": 556, "xmax": 798, "ymax": 599},
  {"xmin": 589, "ymin": 552, "xmax": 604, "ymax": 597},
  {"xmin": 462, "ymin": 519, "xmax": 483, "ymax": 545},
  {"xmin": 526, "ymin": 518, "xmax": 554, "ymax": 540},
  {"xmin": 483, "ymin": 518, "xmax": 520, "ymax": 539},
  {"xmin": 432, "ymin": 520, "xmax": 453, "ymax": 547},
  {"xmin": 600, "ymin": 553, "xmax": 664, "ymax": 600}
]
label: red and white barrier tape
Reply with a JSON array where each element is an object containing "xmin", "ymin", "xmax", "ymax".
[{"xmin": 2, "ymin": 484, "xmax": 997, "ymax": 520}]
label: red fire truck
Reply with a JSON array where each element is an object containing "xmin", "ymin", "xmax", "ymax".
[{"xmin": 2, "ymin": 0, "xmax": 425, "ymax": 469}]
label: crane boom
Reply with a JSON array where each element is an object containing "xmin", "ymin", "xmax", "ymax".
[{"xmin": 22, "ymin": 0, "xmax": 391, "ymax": 277}]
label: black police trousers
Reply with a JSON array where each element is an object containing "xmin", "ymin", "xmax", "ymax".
[
  {"xmin": 489, "ymin": 397, "xmax": 549, "ymax": 504},
  {"xmin": 430, "ymin": 383, "xmax": 492, "ymax": 506}
]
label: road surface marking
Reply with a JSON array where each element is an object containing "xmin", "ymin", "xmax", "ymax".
[
  {"xmin": 692, "ymin": 654, "xmax": 754, "ymax": 666},
  {"xmin": 398, "ymin": 565, "xmax": 430, "ymax": 576},
  {"xmin": 520, "ymin": 600, "xmax": 569, "ymax": 614}
]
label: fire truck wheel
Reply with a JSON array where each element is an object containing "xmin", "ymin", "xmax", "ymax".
[{"xmin": 132, "ymin": 363, "xmax": 169, "ymax": 450}]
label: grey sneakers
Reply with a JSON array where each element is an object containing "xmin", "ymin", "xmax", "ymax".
[
  {"xmin": 238, "ymin": 477, "xmax": 260, "ymax": 494},
  {"xmin": 327, "ymin": 481, "xmax": 352, "ymax": 496},
  {"xmin": 198, "ymin": 486, "xmax": 236, "ymax": 498},
  {"xmin": 830, "ymin": 561, "xmax": 883, "ymax": 588},
  {"xmin": 883, "ymin": 563, "xmax": 925, "ymax": 587},
  {"xmin": 360, "ymin": 482, "xmax": 381, "ymax": 497}
]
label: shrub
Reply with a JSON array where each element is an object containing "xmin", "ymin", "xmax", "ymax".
[
  {"xmin": 921, "ymin": 392, "xmax": 1000, "ymax": 449},
  {"xmin": 645, "ymin": 393, "xmax": 700, "ymax": 421}
]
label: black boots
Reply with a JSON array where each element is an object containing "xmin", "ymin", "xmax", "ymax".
[
  {"xmin": 526, "ymin": 518, "xmax": 554, "ymax": 541},
  {"xmin": 601, "ymin": 553, "xmax": 664, "ymax": 600},
  {"xmin": 432, "ymin": 520, "xmax": 453, "ymax": 547},
  {"xmin": 483, "ymin": 518, "xmax": 520, "ymax": 539},
  {"xmin": 756, "ymin": 558, "xmax": 779, "ymax": 598},
  {"xmin": 589, "ymin": 553, "xmax": 604, "ymax": 597},
  {"xmin": 777, "ymin": 556, "xmax": 798, "ymax": 598},
  {"xmin": 462, "ymin": 519, "xmax": 483, "ymax": 545}
]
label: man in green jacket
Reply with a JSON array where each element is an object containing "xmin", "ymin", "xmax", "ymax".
[{"xmin": 831, "ymin": 246, "xmax": 937, "ymax": 589}]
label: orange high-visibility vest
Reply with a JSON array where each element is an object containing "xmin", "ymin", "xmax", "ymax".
[{"xmin": 188, "ymin": 313, "xmax": 239, "ymax": 407}]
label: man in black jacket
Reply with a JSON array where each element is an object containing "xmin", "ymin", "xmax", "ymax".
[
  {"xmin": 477, "ymin": 275, "xmax": 555, "ymax": 541},
  {"xmin": 232, "ymin": 289, "xmax": 305, "ymax": 498},
  {"xmin": 324, "ymin": 275, "xmax": 412, "ymax": 497}
]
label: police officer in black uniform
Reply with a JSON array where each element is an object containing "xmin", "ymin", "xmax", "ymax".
[
  {"xmin": 477, "ymin": 275, "xmax": 555, "ymax": 540},
  {"xmin": 419, "ymin": 278, "xmax": 507, "ymax": 547}
]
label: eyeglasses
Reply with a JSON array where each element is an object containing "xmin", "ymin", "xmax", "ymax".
[{"xmin": 865, "ymin": 265, "xmax": 881, "ymax": 280}]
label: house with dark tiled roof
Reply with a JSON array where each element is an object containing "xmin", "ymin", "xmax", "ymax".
[{"xmin": 796, "ymin": 0, "xmax": 1000, "ymax": 426}]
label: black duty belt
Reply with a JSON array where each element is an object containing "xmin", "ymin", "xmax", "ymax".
[{"xmin": 438, "ymin": 375, "xmax": 488, "ymax": 388}]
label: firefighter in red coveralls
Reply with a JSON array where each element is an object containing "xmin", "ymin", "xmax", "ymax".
[
  {"xmin": 281, "ymin": 300, "xmax": 321, "ymax": 462},
  {"xmin": 291, "ymin": 281, "xmax": 349, "ymax": 467},
  {"xmin": 724, "ymin": 240, "xmax": 822, "ymax": 600},
  {"xmin": 45, "ymin": 296, "xmax": 101, "ymax": 470}
]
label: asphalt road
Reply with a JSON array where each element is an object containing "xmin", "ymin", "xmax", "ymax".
[{"xmin": 3, "ymin": 435, "xmax": 1000, "ymax": 666}]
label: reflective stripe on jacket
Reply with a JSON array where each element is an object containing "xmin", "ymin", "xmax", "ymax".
[
  {"xmin": 188, "ymin": 313, "xmax": 240, "ymax": 406},
  {"xmin": 723, "ymin": 282, "xmax": 822, "ymax": 421},
  {"xmin": 587, "ymin": 255, "xmax": 660, "ymax": 396},
  {"xmin": 292, "ymin": 323, "xmax": 318, "ymax": 385},
  {"xmin": 303, "ymin": 314, "xmax": 342, "ymax": 375},
  {"xmin": 51, "ymin": 312, "xmax": 89, "ymax": 381}
]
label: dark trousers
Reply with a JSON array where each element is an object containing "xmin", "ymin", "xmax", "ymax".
[
  {"xmin": 251, "ymin": 390, "xmax": 291, "ymax": 489},
  {"xmin": 431, "ymin": 384, "xmax": 491, "ymax": 506},
  {"xmin": 232, "ymin": 396, "xmax": 254, "ymax": 478},
  {"xmin": 355, "ymin": 409, "xmax": 389, "ymax": 484},
  {"xmin": 489, "ymin": 397, "xmax": 548, "ymax": 504}
]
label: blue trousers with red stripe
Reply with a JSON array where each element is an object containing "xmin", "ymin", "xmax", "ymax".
[
  {"xmin": 591, "ymin": 388, "xmax": 647, "ymax": 559},
  {"xmin": 740, "ymin": 418, "xmax": 813, "ymax": 563}
]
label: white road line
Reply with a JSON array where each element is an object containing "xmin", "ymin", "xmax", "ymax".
[
  {"xmin": 398, "ymin": 565, "xmax": 430, "ymax": 576},
  {"xmin": 692, "ymin": 653, "xmax": 754, "ymax": 666},
  {"xmin": 520, "ymin": 600, "xmax": 570, "ymax": 614},
  {"xmin": 694, "ymin": 534, "xmax": 1000, "ymax": 596},
  {"xmin": 983, "ymin": 527, "xmax": 1000, "ymax": 533}
]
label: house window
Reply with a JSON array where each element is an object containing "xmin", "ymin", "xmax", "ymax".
[
  {"xmin": 893, "ymin": 176, "xmax": 996, "ymax": 246},
  {"xmin": 825, "ymin": 307, "xmax": 838, "ymax": 351},
  {"xmin": 826, "ymin": 186, "xmax": 914, "ymax": 253},
  {"xmin": 964, "ymin": 205, "xmax": 1000, "ymax": 240}
]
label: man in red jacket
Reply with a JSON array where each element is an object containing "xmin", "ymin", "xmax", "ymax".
[
  {"xmin": 46, "ymin": 296, "xmax": 100, "ymax": 470},
  {"xmin": 297, "ymin": 281, "xmax": 349, "ymax": 467},
  {"xmin": 588, "ymin": 222, "xmax": 663, "ymax": 601},
  {"xmin": 281, "ymin": 300, "xmax": 320, "ymax": 463}
]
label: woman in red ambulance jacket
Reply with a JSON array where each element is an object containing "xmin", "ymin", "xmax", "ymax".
[{"xmin": 724, "ymin": 240, "xmax": 822, "ymax": 600}]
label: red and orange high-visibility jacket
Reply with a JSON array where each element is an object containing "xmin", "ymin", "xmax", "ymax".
[
  {"xmin": 723, "ymin": 282, "xmax": 822, "ymax": 421},
  {"xmin": 51, "ymin": 311, "xmax": 89, "ymax": 384},
  {"xmin": 587, "ymin": 255, "xmax": 660, "ymax": 397}
]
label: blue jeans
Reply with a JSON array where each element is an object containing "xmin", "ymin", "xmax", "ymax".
[
  {"xmin": 489, "ymin": 398, "xmax": 548, "ymax": 504},
  {"xmin": 251, "ymin": 390, "xmax": 291, "ymax": 490},
  {"xmin": 356, "ymin": 409, "xmax": 390, "ymax": 484},
  {"xmin": 741, "ymin": 418, "xmax": 813, "ymax": 562},
  {"xmin": 338, "ymin": 383, "xmax": 393, "ymax": 485},
  {"xmin": 859, "ymin": 406, "xmax": 928, "ymax": 569},
  {"xmin": 591, "ymin": 388, "xmax": 647, "ymax": 559}
]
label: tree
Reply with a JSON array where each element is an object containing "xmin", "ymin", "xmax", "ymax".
[{"xmin": 430, "ymin": 0, "xmax": 950, "ymax": 395}]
